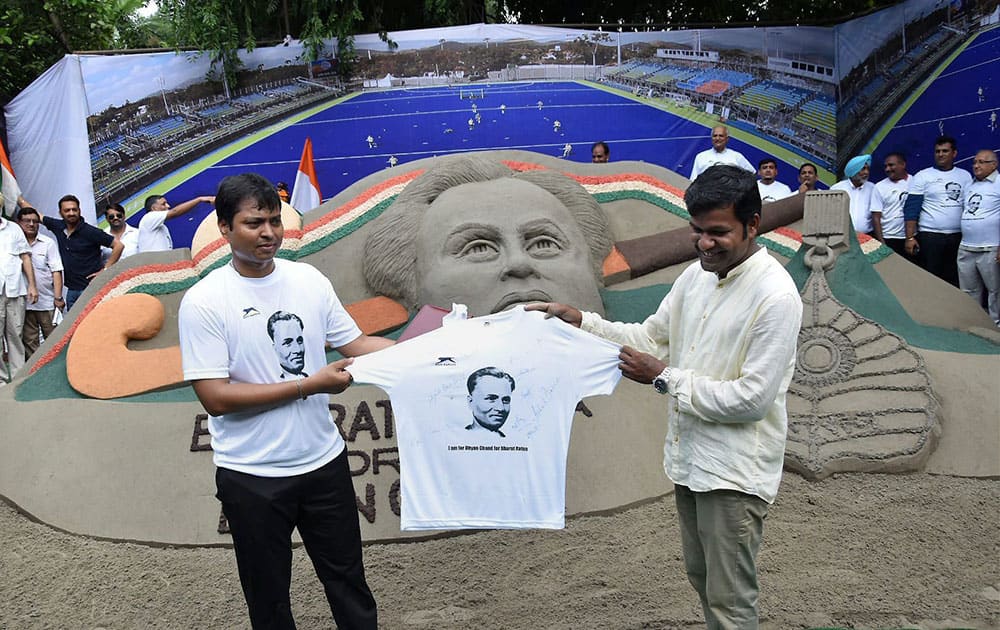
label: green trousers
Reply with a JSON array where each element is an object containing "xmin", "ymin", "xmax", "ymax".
[{"xmin": 675, "ymin": 484, "xmax": 769, "ymax": 630}]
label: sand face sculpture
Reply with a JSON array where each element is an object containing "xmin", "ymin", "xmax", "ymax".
[
  {"xmin": 1, "ymin": 150, "xmax": 996, "ymax": 546},
  {"xmin": 363, "ymin": 155, "xmax": 612, "ymax": 316}
]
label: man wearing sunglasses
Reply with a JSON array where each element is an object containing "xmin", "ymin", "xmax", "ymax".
[{"xmin": 102, "ymin": 203, "xmax": 139, "ymax": 264}]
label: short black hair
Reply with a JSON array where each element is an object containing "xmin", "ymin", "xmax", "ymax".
[
  {"xmin": 885, "ymin": 151, "xmax": 907, "ymax": 163},
  {"xmin": 105, "ymin": 202, "xmax": 125, "ymax": 215},
  {"xmin": 215, "ymin": 173, "xmax": 281, "ymax": 228},
  {"xmin": 798, "ymin": 162, "xmax": 817, "ymax": 175},
  {"xmin": 266, "ymin": 311, "xmax": 304, "ymax": 341},
  {"xmin": 144, "ymin": 195, "xmax": 165, "ymax": 212},
  {"xmin": 276, "ymin": 181, "xmax": 289, "ymax": 191},
  {"xmin": 58, "ymin": 194, "xmax": 80, "ymax": 208},
  {"xmin": 684, "ymin": 164, "xmax": 761, "ymax": 228},
  {"xmin": 467, "ymin": 367, "xmax": 516, "ymax": 394},
  {"xmin": 758, "ymin": 157, "xmax": 778, "ymax": 169},
  {"xmin": 934, "ymin": 135, "xmax": 957, "ymax": 152},
  {"xmin": 15, "ymin": 206, "xmax": 39, "ymax": 221},
  {"xmin": 591, "ymin": 141, "xmax": 609, "ymax": 154}
]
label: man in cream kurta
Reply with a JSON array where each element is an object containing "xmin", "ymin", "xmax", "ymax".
[{"xmin": 530, "ymin": 164, "xmax": 802, "ymax": 629}]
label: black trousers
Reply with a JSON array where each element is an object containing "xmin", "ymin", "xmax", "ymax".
[
  {"xmin": 918, "ymin": 231, "xmax": 962, "ymax": 287},
  {"xmin": 216, "ymin": 450, "xmax": 377, "ymax": 630}
]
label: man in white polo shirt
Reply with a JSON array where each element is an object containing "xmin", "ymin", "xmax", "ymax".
[
  {"xmin": 690, "ymin": 125, "xmax": 754, "ymax": 180},
  {"xmin": 137, "ymin": 193, "xmax": 214, "ymax": 253}
]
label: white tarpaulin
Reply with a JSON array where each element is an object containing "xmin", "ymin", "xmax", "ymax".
[{"xmin": 5, "ymin": 56, "xmax": 96, "ymax": 223}]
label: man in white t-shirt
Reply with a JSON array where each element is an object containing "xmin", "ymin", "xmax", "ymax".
[
  {"xmin": 871, "ymin": 152, "xmax": 912, "ymax": 258},
  {"xmin": 756, "ymin": 157, "xmax": 794, "ymax": 203},
  {"xmin": 689, "ymin": 125, "xmax": 754, "ymax": 181},
  {"xmin": 101, "ymin": 203, "xmax": 139, "ymax": 264},
  {"xmin": 137, "ymin": 193, "xmax": 215, "ymax": 253},
  {"xmin": 529, "ymin": 165, "xmax": 802, "ymax": 629},
  {"xmin": 831, "ymin": 154, "xmax": 876, "ymax": 237},
  {"xmin": 178, "ymin": 173, "xmax": 392, "ymax": 629},
  {"xmin": 903, "ymin": 135, "xmax": 974, "ymax": 286},
  {"xmin": 958, "ymin": 149, "xmax": 999, "ymax": 325}
]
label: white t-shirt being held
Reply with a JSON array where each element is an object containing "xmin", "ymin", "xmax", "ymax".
[{"xmin": 348, "ymin": 306, "xmax": 622, "ymax": 531}]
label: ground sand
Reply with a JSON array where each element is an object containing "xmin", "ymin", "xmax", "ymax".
[{"xmin": 1, "ymin": 472, "xmax": 997, "ymax": 629}]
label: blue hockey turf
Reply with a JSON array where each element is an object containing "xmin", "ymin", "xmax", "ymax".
[{"xmin": 130, "ymin": 81, "xmax": 809, "ymax": 248}]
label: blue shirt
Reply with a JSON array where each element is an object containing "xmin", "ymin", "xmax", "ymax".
[{"xmin": 42, "ymin": 216, "xmax": 114, "ymax": 290}]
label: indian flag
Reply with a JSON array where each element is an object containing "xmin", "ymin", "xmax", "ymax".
[
  {"xmin": 0, "ymin": 139, "xmax": 21, "ymax": 217},
  {"xmin": 289, "ymin": 137, "xmax": 321, "ymax": 213}
]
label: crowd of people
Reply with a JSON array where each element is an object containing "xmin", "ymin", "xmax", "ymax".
[
  {"xmin": 687, "ymin": 125, "xmax": 999, "ymax": 326},
  {"xmin": 829, "ymin": 137, "xmax": 998, "ymax": 325},
  {"xmin": 0, "ymin": 191, "xmax": 214, "ymax": 382},
  {"xmin": 0, "ymin": 116, "xmax": 996, "ymax": 628}
]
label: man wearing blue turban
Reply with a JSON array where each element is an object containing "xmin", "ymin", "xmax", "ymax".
[{"xmin": 831, "ymin": 154, "xmax": 878, "ymax": 239}]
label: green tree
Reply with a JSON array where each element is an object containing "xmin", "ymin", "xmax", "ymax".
[
  {"xmin": 0, "ymin": 0, "xmax": 147, "ymax": 104},
  {"xmin": 158, "ymin": 0, "xmax": 366, "ymax": 89}
]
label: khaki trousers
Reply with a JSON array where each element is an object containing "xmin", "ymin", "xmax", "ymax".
[
  {"xmin": 1, "ymin": 295, "xmax": 26, "ymax": 381},
  {"xmin": 22, "ymin": 309, "xmax": 56, "ymax": 358},
  {"xmin": 675, "ymin": 484, "xmax": 769, "ymax": 630}
]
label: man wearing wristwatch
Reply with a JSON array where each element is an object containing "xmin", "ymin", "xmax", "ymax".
[{"xmin": 528, "ymin": 164, "xmax": 802, "ymax": 629}]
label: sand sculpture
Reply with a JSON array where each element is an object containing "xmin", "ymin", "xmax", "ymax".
[{"xmin": 0, "ymin": 150, "xmax": 996, "ymax": 546}]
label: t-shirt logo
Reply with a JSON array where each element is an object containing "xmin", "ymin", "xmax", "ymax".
[
  {"xmin": 242, "ymin": 306, "xmax": 260, "ymax": 319},
  {"xmin": 435, "ymin": 357, "xmax": 456, "ymax": 366}
]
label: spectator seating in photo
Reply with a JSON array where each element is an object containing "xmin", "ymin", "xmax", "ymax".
[
  {"xmin": 677, "ymin": 68, "xmax": 754, "ymax": 92},
  {"xmin": 796, "ymin": 96, "xmax": 836, "ymax": 138},
  {"xmin": 736, "ymin": 81, "xmax": 813, "ymax": 112}
]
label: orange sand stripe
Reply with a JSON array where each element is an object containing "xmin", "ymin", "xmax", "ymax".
[
  {"xmin": 602, "ymin": 246, "xmax": 630, "ymax": 279},
  {"xmin": 345, "ymin": 297, "xmax": 409, "ymax": 336}
]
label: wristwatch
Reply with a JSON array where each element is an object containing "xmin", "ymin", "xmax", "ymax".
[{"xmin": 652, "ymin": 367, "xmax": 672, "ymax": 394}]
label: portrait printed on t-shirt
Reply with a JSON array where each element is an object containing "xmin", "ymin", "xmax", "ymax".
[
  {"xmin": 267, "ymin": 310, "xmax": 308, "ymax": 379},
  {"xmin": 464, "ymin": 367, "xmax": 515, "ymax": 438}
]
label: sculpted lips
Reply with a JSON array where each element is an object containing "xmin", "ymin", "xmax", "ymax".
[{"xmin": 492, "ymin": 290, "xmax": 553, "ymax": 313}]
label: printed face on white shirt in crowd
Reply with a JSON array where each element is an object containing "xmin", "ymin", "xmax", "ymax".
[
  {"xmin": 467, "ymin": 373, "xmax": 513, "ymax": 433},
  {"xmin": 884, "ymin": 155, "xmax": 908, "ymax": 182},
  {"xmin": 690, "ymin": 204, "xmax": 761, "ymax": 279},
  {"xmin": 415, "ymin": 178, "xmax": 603, "ymax": 316},
  {"xmin": 270, "ymin": 315, "xmax": 306, "ymax": 375},
  {"xmin": 711, "ymin": 126, "xmax": 729, "ymax": 152},
  {"xmin": 219, "ymin": 199, "xmax": 283, "ymax": 278},
  {"xmin": 758, "ymin": 161, "xmax": 777, "ymax": 185}
]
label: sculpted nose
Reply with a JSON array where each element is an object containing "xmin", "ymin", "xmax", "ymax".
[{"xmin": 500, "ymin": 250, "xmax": 540, "ymax": 280}]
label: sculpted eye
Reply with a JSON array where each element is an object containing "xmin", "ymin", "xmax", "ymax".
[
  {"xmin": 527, "ymin": 236, "xmax": 562, "ymax": 255},
  {"xmin": 459, "ymin": 240, "xmax": 498, "ymax": 258}
]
